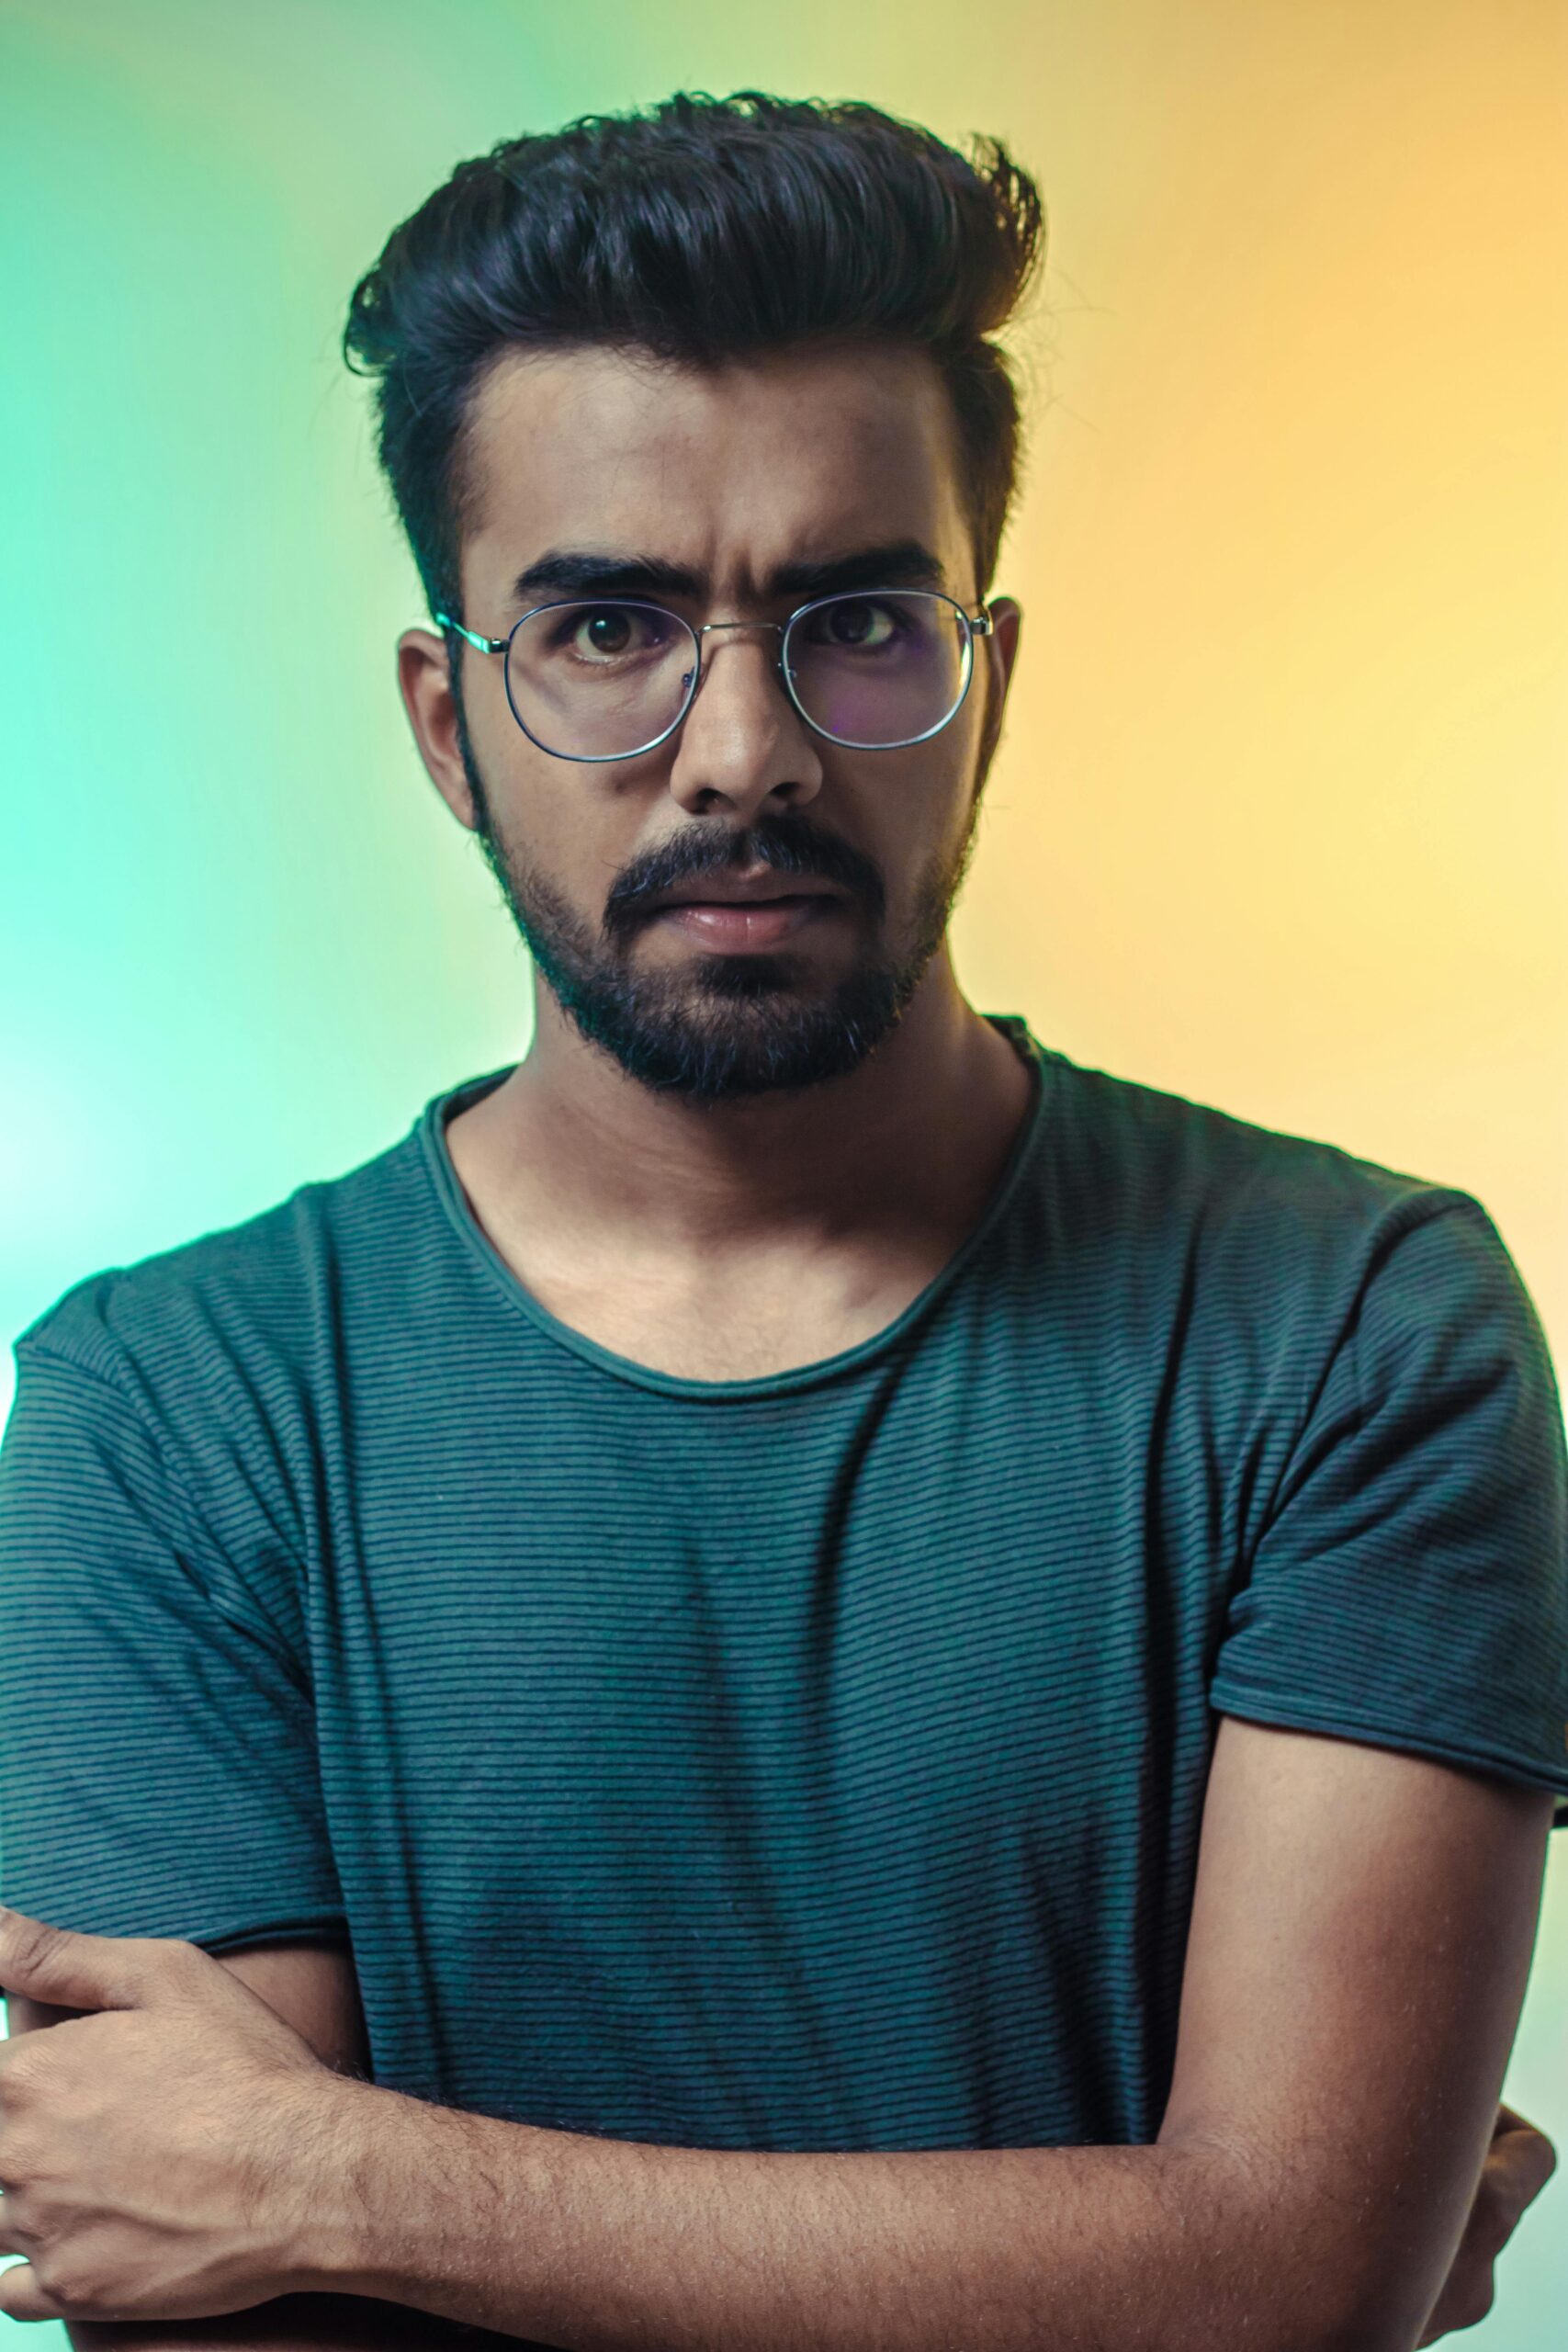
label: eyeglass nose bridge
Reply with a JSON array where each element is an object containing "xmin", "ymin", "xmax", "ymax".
[
  {"xmin": 690, "ymin": 616, "xmax": 790, "ymax": 673},
  {"xmin": 681, "ymin": 616, "xmax": 795, "ymax": 710}
]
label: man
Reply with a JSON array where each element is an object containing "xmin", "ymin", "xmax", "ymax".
[{"xmin": 2, "ymin": 90, "xmax": 1565, "ymax": 2352}]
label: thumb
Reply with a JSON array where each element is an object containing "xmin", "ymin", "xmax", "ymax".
[
  {"xmin": 0, "ymin": 1905, "xmax": 162, "ymax": 2012},
  {"xmin": 1491, "ymin": 2114, "xmax": 1560, "ymax": 2208}
]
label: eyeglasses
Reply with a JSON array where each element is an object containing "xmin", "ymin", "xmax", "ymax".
[{"xmin": 434, "ymin": 588, "xmax": 995, "ymax": 763}]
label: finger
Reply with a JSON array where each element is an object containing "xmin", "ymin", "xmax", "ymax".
[
  {"xmin": 1494, "ymin": 2098, "xmax": 1556, "ymax": 2154},
  {"xmin": 1488, "ymin": 2120, "xmax": 1560, "ymax": 2208},
  {"xmin": 0, "ymin": 1909, "xmax": 174, "ymax": 2013},
  {"xmin": 0, "ymin": 2259, "xmax": 73, "ymax": 2324}
]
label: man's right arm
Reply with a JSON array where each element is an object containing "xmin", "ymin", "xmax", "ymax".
[{"xmin": 6, "ymin": 1942, "xmax": 522, "ymax": 2351}]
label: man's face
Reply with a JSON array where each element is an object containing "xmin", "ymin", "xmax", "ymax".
[{"xmin": 400, "ymin": 338, "xmax": 1021, "ymax": 1104}]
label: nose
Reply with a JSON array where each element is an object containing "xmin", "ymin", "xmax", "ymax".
[{"xmin": 665, "ymin": 622, "xmax": 825, "ymax": 823}]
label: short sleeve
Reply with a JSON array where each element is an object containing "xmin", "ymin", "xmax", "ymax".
[
  {"xmin": 1210, "ymin": 1197, "xmax": 1568, "ymax": 1828},
  {"xmin": 0, "ymin": 1340, "xmax": 348, "ymax": 1951}
]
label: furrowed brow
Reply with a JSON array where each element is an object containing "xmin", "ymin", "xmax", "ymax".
[
  {"xmin": 764, "ymin": 540, "xmax": 951, "ymax": 601},
  {"xmin": 507, "ymin": 539, "xmax": 951, "ymax": 612},
  {"xmin": 509, "ymin": 551, "xmax": 703, "ymax": 606}
]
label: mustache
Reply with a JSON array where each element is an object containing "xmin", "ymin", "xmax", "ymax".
[{"xmin": 606, "ymin": 825, "xmax": 883, "ymax": 927}]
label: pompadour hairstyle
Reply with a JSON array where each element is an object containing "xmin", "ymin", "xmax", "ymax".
[{"xmin": 342, "ymin": 89, "xmax": 1046, "ymax": 642}]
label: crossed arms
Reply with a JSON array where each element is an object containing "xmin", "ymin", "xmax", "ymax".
[{"xmin": 8, "ymin": 1713, "xmax": 1559, "ymax": 2352}]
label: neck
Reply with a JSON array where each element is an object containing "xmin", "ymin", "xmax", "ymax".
[{"xmin": 464, "ymin": 953, "xmax": 1034, "ymax": 1270}]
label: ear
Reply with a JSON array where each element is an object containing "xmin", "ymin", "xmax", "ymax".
[
  {"xmin": 397, "ymin": 625, "xmax": 484, "ymax": 833},
  {"xmin": 975, "ymin": 596, "xmax": 1023, "ymax": 780}
]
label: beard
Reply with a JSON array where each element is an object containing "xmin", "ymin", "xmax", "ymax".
[{"xmin": 450, "ymin": 692, "xmax": 986, "ymax": 1106}]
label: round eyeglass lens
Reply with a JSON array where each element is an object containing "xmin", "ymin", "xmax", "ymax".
[
  {"xmin": 505, "ymin": 600, "xmax": 697, "ymax": 759},
  {"xmin": 784, "ymin": 591, "xmax": 972, "ymax": 748}
]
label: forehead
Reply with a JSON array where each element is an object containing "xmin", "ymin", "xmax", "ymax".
[{"xmin": 457, "ymin": 340, "xmax": 972, "ymax": 604}]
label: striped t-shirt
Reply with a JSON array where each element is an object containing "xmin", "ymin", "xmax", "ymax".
[{"xmin": 2, "ymin": 1011, "xmax": 1564, "ymax": 2172}]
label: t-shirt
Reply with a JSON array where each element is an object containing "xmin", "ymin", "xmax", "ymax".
[{"xmin": 2, "ymin": 1012, "xmax": 1565, "ymax": 2174}]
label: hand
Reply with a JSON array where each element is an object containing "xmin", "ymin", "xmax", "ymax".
[
  {"xmin": 0, "ymin": 1905, "xmax": 356, "ymax": 2328},
  {"xmin": 1415, "ymin": 2100, "xmax": 1558, "ymax": 2346}
]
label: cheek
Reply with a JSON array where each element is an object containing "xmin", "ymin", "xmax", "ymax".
[{"xmin": 842, "ymin": 757, "xmax": 971, "ymax": 905}]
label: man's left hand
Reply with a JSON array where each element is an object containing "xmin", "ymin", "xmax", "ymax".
[
  {"xmin": 1415, "ymin": 2099, "xmax": 1559, "ymax": 2346},
  {"xmin": 0, "ymin": 1905, "xmax": 355, "ymax": 2327}
]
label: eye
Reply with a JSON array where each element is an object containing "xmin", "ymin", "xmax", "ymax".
[
  {"xmin": 573, "ymin": 607, "xmax": 636, "ymax": 659},
  {"xmin": 544, "ymin": 605, "xmax": 679, "ymax": 663},
  {"xmin": 814, "ymin": 598, "xmax": 900, "ymax": 650}
]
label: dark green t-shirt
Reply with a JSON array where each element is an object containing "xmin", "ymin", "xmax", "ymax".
[{"xmin": 2, "ymin": 1013, "xmax": 1565, "ymax": 2165}]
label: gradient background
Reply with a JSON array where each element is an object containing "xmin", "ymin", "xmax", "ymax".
[{"xmin": 2, "ymin": 2, "xmax": 1564, "ymax": 2342}]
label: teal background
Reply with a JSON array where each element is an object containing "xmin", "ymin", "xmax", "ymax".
[{"xmin": 4, "ymin": 5, "xmax": 1565, "ymax": 2344}]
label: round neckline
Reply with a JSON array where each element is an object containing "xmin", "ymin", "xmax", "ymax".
[{"xmin": 416, "ymin": 1012, "xmax": 1058, "ymax": 1401}]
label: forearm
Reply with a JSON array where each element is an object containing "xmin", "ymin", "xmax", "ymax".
[
  {"xmin": 319, "ymin": 2084, "xmax": 1347, "ymax": 2352},
  {"xmin": 65, "ymin": 2289, "xmax": 524, "ymax": 2351}
]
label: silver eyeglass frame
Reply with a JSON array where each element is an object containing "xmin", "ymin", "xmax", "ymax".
[{"xmin": 433, "ymin": 588, "xmax": 996, "ymax": 762}]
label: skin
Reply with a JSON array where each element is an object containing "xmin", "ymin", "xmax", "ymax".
[{"xmin": 395, "ymin": 336, "xmax": 1033, "ymax": 1379}]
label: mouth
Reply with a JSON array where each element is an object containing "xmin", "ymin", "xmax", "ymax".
[{"xmin": 653, "ymin": 893, "xmax": 846, "ymax": 950}]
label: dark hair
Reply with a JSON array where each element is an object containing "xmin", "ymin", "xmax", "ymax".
[{"xmin": 342, "ymin": 89, "xmax": 1046, "ymax": 641}]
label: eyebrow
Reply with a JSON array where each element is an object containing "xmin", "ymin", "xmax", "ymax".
[{"xmin": 506, "ymin": 538, "xmax": 951, "ymax": 613}]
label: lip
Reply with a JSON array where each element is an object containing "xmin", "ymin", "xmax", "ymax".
[
  {"xmin": 647, "ymin": 870, "xmax": 846, "ymax": 911},
  {"xmin": 656, "ymin": 895, "xmax": 842, "ymax": 949}
]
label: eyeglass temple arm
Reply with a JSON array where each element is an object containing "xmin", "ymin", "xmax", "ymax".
[{"xmin": 434, "ymin": 612, "xmax": 508, "ymax": 653}]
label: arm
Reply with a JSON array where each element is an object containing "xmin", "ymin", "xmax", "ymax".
[
  {"xmin": 6, "ymin": 1943, "xmax": 514, "ymax": 2352},
  {"xmin": 299, "ymin": 1717, "xmax": 1556, "ymax": 2352},
  {"xmin": 1158, "ymin": 1714, "xmax": 1558, "ymax": 2351}
]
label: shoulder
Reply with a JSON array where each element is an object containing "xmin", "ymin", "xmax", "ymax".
[
  {"xmin": 13, "ymin": 1118, "xmax": 428, "ymax": 1397},
  {"xmin": 1032, "ymin": 1041, "xmax": 1490, "ymax": 1299},
  {"xmin": 5, "ymin": 1120, "xmax": 434, "ymax": 1594}
]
